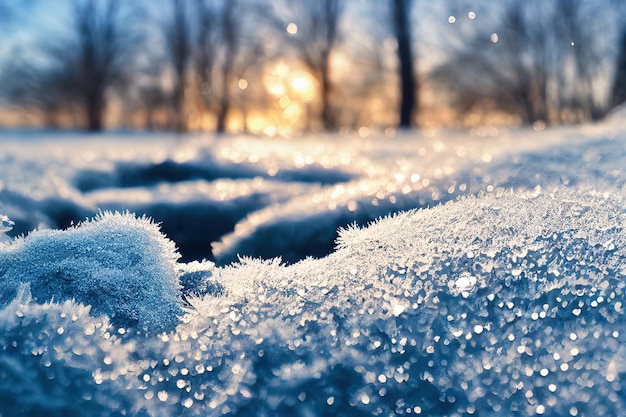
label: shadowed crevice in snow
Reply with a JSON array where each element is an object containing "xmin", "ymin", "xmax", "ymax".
[
  {"xmin": 213, "ymin": 172, "xmax": 477, "ymax": 265},
  {"xmin": 83, "ymin": 178, "xmax": 316, "ymax": 263},
  {"xmin": 74, "ymin": 159, "xmax": 356, "ymax": 192},
  {"xmin": 0, "ymin": 189, "xmax": 93, "ymax": 238},
  {"xmin": 213, "ymin": 136, "xmax": 626, "ymax": 266},
  {"xmin": 214, "ymin": 210, "xmax": 367, "ymax": 266},
  {"xmin": 271, "ymin": 164, "xmax": 357, "ymax": 184},
  {"xmin": 74, "ymin": 160, "xmax": 260, "ymax": 192},
  {"xmin": 120, "ymin": 197, "xmax": 272, "ymax": 262}
]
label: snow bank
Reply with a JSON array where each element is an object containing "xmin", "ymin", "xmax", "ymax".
[
  {"xmin": 1, "ymin": 187, "xmax": 624, "ymax": 416},
  {"xmin": 0, "ymin": 212, "xmax": 182, "ymax": 333},
  {"xmin": 180, "ymin": 188, "xmax": 626, "ymax": 416},
  {"xmin": 0, "ymin": 288, "xmax": 138, "ymax": 417},
  {"xmin": 213, "ymin": 133, "xmax": 626, "ymax": 264},
  {"xmin": 4, "ymin": 128, "xmax": 616, "ymax": 265}
]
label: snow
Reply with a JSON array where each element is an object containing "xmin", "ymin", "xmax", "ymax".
[
  {"xmin": 0, "ymin": 124, "xmax": 625, "ymax": 416},
  {"xmin": 0, "ymin": 212, "xmax": 182, "ymax": 333}
]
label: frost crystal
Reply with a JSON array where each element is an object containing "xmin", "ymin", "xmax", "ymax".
[
  {"xmin": 1, "ymin": 127, "xmax": 626, "ymax": 416},
  {"xmin": 0, "ymin": 214, "xmax": 14, "ymax": 233},
  {"xmin": 0, "ymin": 212, "xmax": 182, "ymax": 333},
  {"xmin": 448, "ymin": 271, "xmax": 478, "ymax": 297},
  {"xmin": 0, "ymin": 214, "xmax": 14, "ymax": 243}
]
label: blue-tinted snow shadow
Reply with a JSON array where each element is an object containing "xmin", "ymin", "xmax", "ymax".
[
  {"xmin": 74, "ymin": 159, "xmax": 356, "ymax": 192},
  {"xmin": 0, "ymin": 189, "xmax": 92, "ymax": 238},
  {"xmin": 96, "ymin": 194, "xmax": 275, "ymax": 263}
]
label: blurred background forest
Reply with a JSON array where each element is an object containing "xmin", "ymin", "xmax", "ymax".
[{"xmin": 1, "ymin": 0, "xmax": 626, "ymax": 135}]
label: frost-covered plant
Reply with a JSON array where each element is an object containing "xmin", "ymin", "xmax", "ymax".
[{"xmin": 0, "ymin": 212, "xmax": 182, "ymax": 333}]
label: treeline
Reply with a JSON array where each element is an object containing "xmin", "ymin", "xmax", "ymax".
[{"xmin": 0, "ymin": 0, "xmax": 624, "ymax": 133}]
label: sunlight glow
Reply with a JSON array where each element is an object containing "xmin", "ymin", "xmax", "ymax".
[
  {"xmin": 260, "ymin": 61, "xmax": 319, "ymax": 135},
  {"xmin": 290, "ymin": 72, "xmax": 316, "ymax": 102}
]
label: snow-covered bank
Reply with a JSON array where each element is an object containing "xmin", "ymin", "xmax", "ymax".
[
  {"xmin": 1, "ymin": 125, "xmax": 622, "ymax": 263},
  {"xmin": 1, "ymin": 125, "xmax": 626, "ymax": 415},
  {"xmin": 1, "ymin": 188, "xmax": 625, "ymax": 416}
]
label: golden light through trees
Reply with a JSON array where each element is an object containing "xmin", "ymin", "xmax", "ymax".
[
  {"xmin": 253, "ymin": 61, "xmax": 319, "ymax": 136},
  {"xmin": 0, "ymin": 0, "xmax": 622, "ymax": 133}
]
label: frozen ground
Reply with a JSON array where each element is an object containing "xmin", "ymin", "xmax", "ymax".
[{"xmin": 0, "ymin": 122, "xmax": 625, "ymax": 416}]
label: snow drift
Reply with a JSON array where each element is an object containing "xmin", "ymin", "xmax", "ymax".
[
  {"xmin": 0, "ymin": 212, "xmax": 182, "ymax": 333},
  {"xmin": 0, "ymin": 186, "xmax": 625, "ymax": 416}
]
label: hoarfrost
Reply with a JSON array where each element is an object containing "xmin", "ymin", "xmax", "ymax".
[
  {"xmin": 0, "ymin": 211, "xmax": 182, "ymax": 333},
  {"xmin": 1, "ymin": 188, "xmax": 625, "ymax": 416}
]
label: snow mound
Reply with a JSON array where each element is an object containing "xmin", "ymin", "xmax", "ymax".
[
  {"xmin": 0, "ymin": 212, "xmax": 182, "ymax": 333},
  {"xmin": 0, "ymin": 184, "xmax": 625, "ymax": 414},
  {"xmin": 88, "ymin": 187, "xmax": 624, "ymax": 416},
  {"xmin": 0, "ymin": 286, "xmax": 138, "ymax": 417}
]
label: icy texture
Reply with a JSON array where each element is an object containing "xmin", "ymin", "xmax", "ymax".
[
  {"xmin": 0, "ymin": 287, "xmax": 139, "ymax": 417},
  {"xmin": 3, "ymin": 127, "xmax": 619, "ymax": 264},
  {"xmin": 0, "ymin": 212, "xmax": 182, "ymax": 333},
  {"xmin": 1, "ymin": 188, "xmax": 625, "ymax": 416},
  {"xmin": 0, "ymin": 214, "xmax": 14, "ymax": 243}
]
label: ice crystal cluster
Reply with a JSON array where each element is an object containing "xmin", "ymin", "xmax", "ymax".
[
  {"xmin": 1, "ymin": 187, "xmax": 625, "ymax": 416},
  {"xmin": 0, "ymin": 212, "xmax": 182, "ymax": 333}
]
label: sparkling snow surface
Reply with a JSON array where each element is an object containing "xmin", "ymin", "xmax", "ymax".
[{"xmin": 1, "ymin": 124, "xmax": 626, "ymax": 416}]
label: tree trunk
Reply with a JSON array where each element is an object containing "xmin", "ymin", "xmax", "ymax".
[
  {"xmin": 172, "ymin": 87, "xmax": 185, "ymax": 132},
  {"xmin": 216, "ymin": 67, "xmax": 230, "ymax": 133},
  {"xmin": 86, "ymin": 91, "xmax": 104, "ymax": 131},
  {"xmin": 320, "ymin": 53, "xmax": 334, "ymax": 130},
  {"xmin": 611, "ymin": 27, "xmax": 626, "ymax": 108},
  {"xmin": 392, "ymin": 0, "xmax": 417, "ymax": 129},
  {"xmin": 216, "ymin": 99, "xmax": 229, "ymax": 133}
]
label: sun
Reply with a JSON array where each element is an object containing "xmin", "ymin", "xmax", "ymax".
[{"xmin": 260, "ymin": 61, "xmax": 319, "ymax": 134}]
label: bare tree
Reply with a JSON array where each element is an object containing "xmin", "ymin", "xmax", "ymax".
[
  {"xmin": 430, "ymin": 0, "xmax": 614, "ymax": 126},
  {"xmin": 1, "ymin": 52, "xmax": 72, "ymax": 127},
  {"xmin": 430, "ymin": 2, "xmax": 549, "ymax": 125},
  {"xmin": 43, "ymin": 0, "xmax": 140, "ymax": 131},
  {"xmin": 277, "ymin": 0, "xmax": 344, "ymax": 130},
  {"xmin": 439, "ymin": 0, "xmax": 614, "ymax": 126},
  {"xmin": 193, "ymin": 0, "xmax": 219, "ymax": 119},
  {"xmin": 70, "ymin": 0, "xmax": 138, "ymax": 130},
  {"xmin": 211, "ymin": 0, "xmax": 272, "ymax": 133},
  {"xmin": 612, "ymin": 28, "xmax": 626, "ymax": 108},
  {"xmin": 147, "ymin": 0, "xmax": 270, "ymax": 133},
  {"xmin": 164, "ymin": 0, "xmax": 193, "ymax": 131},
  {"xmin": 553, "ymin": 0, "xmax": 610, "ymax": 121},
  {"xmin": 6, "ymin": 0, "xmax": 141, "ymax": 131},
  {"xmin": 391, "ymin": 0, "xmax": 417, "ymax": 128},
  {"xmin": 215, "ymin": 0, "xmax": 239, "ymax": 133},
  {"xmin": 0, "ymin": 0, "xmax": 37, "ymax": 106}
]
